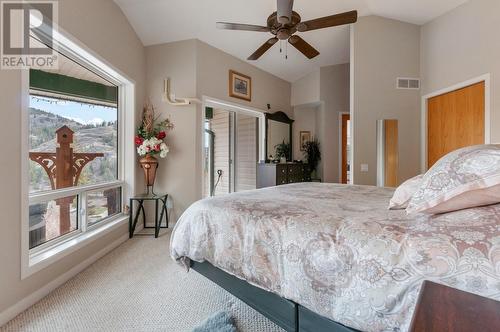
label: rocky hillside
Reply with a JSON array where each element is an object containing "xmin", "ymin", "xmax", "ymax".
[{"xmin": 29, "ymin": 108, "xmax": 117, "ymax": 192}]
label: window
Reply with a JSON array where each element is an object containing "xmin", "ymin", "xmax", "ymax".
[
  {"xmin": 23, "ymin": 30, "xmax": 134, "ymax": 275},
  {"xmin": 28, "ymin": 45, "xmax": 122, "ymax": 251}
]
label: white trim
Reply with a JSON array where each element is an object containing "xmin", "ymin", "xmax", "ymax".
[
  {"xmin": 0, "ymin": 232, "xmax": 128, "ymax": 327},
  {"xmin": 21, "ymin": 21, "xmax": 136, "ymax": 279},
  {"xmin": 338, "ymin": 112, "xmax": 350, "ymax": 183},
  {"xmin": 21, "ymin": 70, "xmax": 30, "ymax": 281},
  {"xmin": 349, "ymin": 25, "xmax": 355, "ymax": 185},
  {"xmin": 201, "ymin": 96, "xmax": 266, "ymax": 197},
  {"xmin": 420, "ymin": 73, "xmax": 491, "ymax": 172},
  {"xmin": 29, "ymin": 216, "xmax": 128, "ymax": 274},
  {"xmin": 376, "ymin": 120, "xmax": 385, "ymax": 187},
  {"xmin": 29, "ymin": 181, "xmax": 123, "ymax": 204}
]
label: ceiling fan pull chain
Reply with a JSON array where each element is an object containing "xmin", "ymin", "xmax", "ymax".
[
  {"xmin": 280, "ymin": 40, "xmax": 282, "ymax": 53},
  {"xmin": 285, "ymin": 41, "xmax": 288, "ymax": 60}
]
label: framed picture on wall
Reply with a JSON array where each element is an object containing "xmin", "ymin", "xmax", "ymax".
[
  {"xmin": 229, "ymin": 70, "xmax": 251, "ymax": 101},
  {"xmin": 300, "ymin": 131, "xmax": 311, "ymax": 151}
]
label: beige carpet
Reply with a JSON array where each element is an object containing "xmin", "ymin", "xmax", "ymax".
[{"xmin": 1, "ymin": 231, "xmax": 283, "ymax": 332}]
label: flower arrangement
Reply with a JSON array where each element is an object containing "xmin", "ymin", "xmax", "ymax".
[{"xmin": 135, "ymin": 103, "xmax": 174, "ymax": 158}]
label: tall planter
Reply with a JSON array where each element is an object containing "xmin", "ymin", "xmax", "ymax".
[{"xmin": 139, "ymin": 154, "xmax": 158, "ymax": 194}]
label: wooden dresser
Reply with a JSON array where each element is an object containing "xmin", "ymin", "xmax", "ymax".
[{"xmin": 257, "ymin": 163, "xmax": 310, "ymax": 188}]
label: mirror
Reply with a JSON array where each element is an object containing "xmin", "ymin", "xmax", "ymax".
[
  {"xmin": 265, "ymin": 111, "xmax": 294, "ymax": 162},
  {"xmin": 377, "ymin": 119, "xmax": 399, "ymax": 187}
]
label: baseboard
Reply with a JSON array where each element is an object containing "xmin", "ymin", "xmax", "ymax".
[{"xmin": 0, "ymin": 233, "xmax": 129, "ymax": 327}]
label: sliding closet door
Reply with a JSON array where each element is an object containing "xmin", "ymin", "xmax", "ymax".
[
  {"xmin": 235, "ymin": 114, "xmax": 258, "ymax": 192},
  {"xmin": 204, "ymin": 109, "xmax": 259, "ymax": 197},
  {"xmin": 211, "ymin": 110, "xmax": 232, "ymax": 196},
  {"xmin": 427, "ymin": 82, "xmax": 485, "ymax": 168}
]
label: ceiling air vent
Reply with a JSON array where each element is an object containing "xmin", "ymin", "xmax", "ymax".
[{"xmin": 397, "ymin": 77, "xmax": 420, "ymax": 90}]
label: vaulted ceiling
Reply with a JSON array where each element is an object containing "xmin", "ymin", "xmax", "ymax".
[{"xmin": 114, "ymin": 0, "xmax": 468, "ymax": 82}]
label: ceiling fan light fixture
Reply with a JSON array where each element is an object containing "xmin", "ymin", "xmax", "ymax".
[
  {"xmin": 276, "ymin": 28, "xmax": 290, "ymax": 40},
  {"xmin": 296, "ymin": 23, "xmax": 307, "ymax": 32}
]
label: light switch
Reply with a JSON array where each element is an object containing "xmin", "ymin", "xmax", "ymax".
[{"xmin": 361, "ymin": 164, "xmax": 369, "ymax": 172}]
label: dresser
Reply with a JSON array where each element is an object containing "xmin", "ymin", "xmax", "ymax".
[{"xmin": 257, "ymin": 163, "xmax": 311, "ymax": 188}]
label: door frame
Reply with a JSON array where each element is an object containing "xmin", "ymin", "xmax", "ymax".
[
  {"xmin": 201, "ymin": 96, "xmax": 266, "ymax": 197},
  {"xmin": 420, "ymin": 73, "xmax": 491, "ymax": 173},
  {"xmin": 338, "ymin": 112, "xmax": 351, "ymax": 184}
]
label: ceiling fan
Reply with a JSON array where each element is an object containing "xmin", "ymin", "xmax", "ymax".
[{"xmin": 216, "ymin": 0, "xmax": 358, "ymax": 60}]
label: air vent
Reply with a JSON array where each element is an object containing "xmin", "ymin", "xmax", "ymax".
[{"xmin": 397, "ymin": 77, "xmax": 420, "ymax": 90}]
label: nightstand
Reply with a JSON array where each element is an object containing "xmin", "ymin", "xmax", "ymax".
[
  {"xmin": 410, "ymin": 280, "xmax": 500, "ymax": 332},
  {"xmin": 129, "ymin": 193, "xmax": 169, "ymax": 238}
]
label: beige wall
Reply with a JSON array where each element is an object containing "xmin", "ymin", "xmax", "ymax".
[
  {"xmin": 421, "ymin": 0, "xmax": 500, "ymax": 143},
  {"xmin": 0, "ymin": 0, "xmax": 145, "ymax": 316},
  {"xmin": 351, "ymin": 16, "xmax": 421, "ymax": 186},
  {"xmin": 146, "ymin": 39, "xmax": 291, "ymax": 219},
  {"xmin": 196, "ymin": 41, "xmax": 292, "ymax": 117},
  {"xmin": 145, "ymin": 40, "xmax": 199, "ymax": 219},
  {"xmin": 291, "ymin": 69, "xmax": 320, "ymax": 107},
  {"xmin": 290, "ymin": 64, "xmax": 350, "ymax": 182},
  {"xmin": 319, "ymin": 64, "xmax": 350, "ymax": 183},
  {"xmin": 293, "ymin": 106, "xmax": 318, "ymax": 162}
]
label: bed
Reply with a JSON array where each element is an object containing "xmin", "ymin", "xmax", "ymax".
[{"xmin": 170, "ymin": 182, "xmax": 500, "ymax": 332}]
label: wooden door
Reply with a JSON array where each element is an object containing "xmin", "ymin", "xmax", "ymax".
[
  {"xmin": 341, "ymin": 114, "xmax": 350, "ymax": 184},
  {"xmin": 384, "ymin": 120, "xmax": 399, "ymax": 187},
  {"xmin": 427, "ymin": 82, "xmax": 485, "ymax": 168}
]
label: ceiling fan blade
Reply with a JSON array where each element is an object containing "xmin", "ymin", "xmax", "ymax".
[
  {"xmin": 296, "ymin": 10, "xmax": 358, "ymax": 32},
  {"xmin": 216, "ymin": 22, "xmax": 270, "ymax": 32},
  {"xmin": 288, "ymin": 35, "xmax": 319, "ymax": 59},
  {"xmin": 248, "ymin": 37, "xmax": 279, "ymax": 60},
  {"xmin": 277, "ymin": 0, "xmax": 294, "ymax": 24}
]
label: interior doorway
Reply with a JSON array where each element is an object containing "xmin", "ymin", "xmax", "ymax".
[
  {"xmin": 202, "ymin": 98, "xmax": 265, "ymax": 198},
  {"xmin": 427, "ymin": 81, "xmax": 485, "ymax": 168},
  {"xmin": 376, "ymin": 119, "xmax": 399, "ymax": 187},
  {"xmin": 340, "ymin": 113, "xmax": 351, "ymax": 184}
]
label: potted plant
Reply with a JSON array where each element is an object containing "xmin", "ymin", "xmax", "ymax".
[
  {"xmin": 274, "ymin": 140, "xmax": 291, "ymax": 162},
  {"xmin": 135, "ymin": 103, "xmax": 174, "ymax": 194},
  {"xmin": 303, "ymin": 138, "xmax": 321, "ymax": 178}
]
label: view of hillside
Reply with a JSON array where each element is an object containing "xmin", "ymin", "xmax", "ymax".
[{"xmin": 29, "ymin": 107, "xmax": 118, "ymax": 193}]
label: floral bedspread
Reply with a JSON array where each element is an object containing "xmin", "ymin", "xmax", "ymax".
[{"xmin": 170, "ymin": 183, "xmax": 500, "ymax": 332}]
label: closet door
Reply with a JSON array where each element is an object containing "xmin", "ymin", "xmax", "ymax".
[
  {"xmin": 235, "ymin": 114, "xmax": 258, "ymax": 192},
  {"xmin": 427, "ymin": 82, "xmax": 485, "ymax": 168}
]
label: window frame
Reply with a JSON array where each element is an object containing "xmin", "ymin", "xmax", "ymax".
[{"xmin": 21, "ymin": 23, "xmax": 136, "ymax": 279}]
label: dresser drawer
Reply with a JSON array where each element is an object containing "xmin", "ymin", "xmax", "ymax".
[
  {"xmin": 256, "ymin": 163, "xmax": 310, "ymax": 188},
  {"xmin": 276, "ymin": 164, "xmax": 288, "ymax": 185},
  {"xmin": 301, "ymin": 165, "xmax": 311, "ymax": 182}
]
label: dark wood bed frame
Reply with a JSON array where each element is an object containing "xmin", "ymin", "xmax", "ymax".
[{"xmin": 191, "ymin": 261, "xmax": 358, "ymax": 332}]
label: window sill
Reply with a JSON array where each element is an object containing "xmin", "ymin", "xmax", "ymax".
[{"xmin": 22, "ymin": 214, "xmax": 128, "ymax": 279}]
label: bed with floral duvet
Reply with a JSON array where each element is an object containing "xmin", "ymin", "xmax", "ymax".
[{"xmin": 170, "ymin": 182, "xmax": 500, "ymax": 332}]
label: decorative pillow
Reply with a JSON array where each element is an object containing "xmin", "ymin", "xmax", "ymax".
[
  {"xmin": 388, "ymin": 174, "xmax": 423, "ymax": 210},
  {"xmin": 406, "ymin": 144, "xmax": 500, "ymax": 214}
]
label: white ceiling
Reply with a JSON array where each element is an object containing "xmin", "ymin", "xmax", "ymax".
[{"xmin": 114, "ymin": 0, "xmax": 468, "ymax": 82}]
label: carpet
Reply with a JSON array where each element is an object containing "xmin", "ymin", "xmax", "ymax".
[
  {"xmin": 192, "ymin": 311, "xmax": 236, "ymax": 332},
  {"xmin": 0, "ymin": 231, "xmax": 283, "ymax": 332}
]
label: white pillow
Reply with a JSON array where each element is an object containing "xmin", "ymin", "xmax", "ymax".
[
  {"xmin": 388, "ymin": 174, "xmax": 423, "ymax": 210},
  {"xmin": 406, "ymin": 144, "xmax": 500, "ymax": 214}
]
